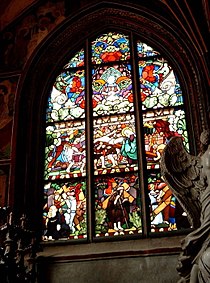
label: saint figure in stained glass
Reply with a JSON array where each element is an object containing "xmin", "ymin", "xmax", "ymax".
[{"xmin": 95, "ymin": 174, "xmax": 141, "ymax": 236}]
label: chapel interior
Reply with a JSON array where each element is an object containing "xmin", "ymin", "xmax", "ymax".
[{"xmin": 0, "ymin": 1, "xmax": 209, "ymax": 282}]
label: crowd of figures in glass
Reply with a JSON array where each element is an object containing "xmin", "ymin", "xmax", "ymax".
[{"xmin": 43, "ymin": 32, "xmax": 190, "ymax": 241}]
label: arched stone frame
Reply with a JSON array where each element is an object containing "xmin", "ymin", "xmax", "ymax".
[{"xmin": 11, "ymin": 2, "xmax": 209, "ymax": 236}]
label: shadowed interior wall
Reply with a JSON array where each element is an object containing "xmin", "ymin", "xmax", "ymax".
[
  {"xmin": 37, "ymin": 254, "xmax": 180, "ymax": 283},
  {"xmin": 0, "ymin": 1, "xmax": 209, "ymax": 283}
]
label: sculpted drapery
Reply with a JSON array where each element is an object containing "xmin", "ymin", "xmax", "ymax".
[{"xmin": 161, "ymin": 130, "xmax": 210, "ymax": 283}]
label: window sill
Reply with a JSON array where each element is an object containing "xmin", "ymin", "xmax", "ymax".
[{"xmin": 37, "ymin": 235, "xmax": 185, "ymax": 263}]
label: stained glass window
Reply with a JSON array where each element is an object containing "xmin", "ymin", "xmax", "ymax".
[{"xmin": 43, "ymin": 31, "xmax": 190, "ymax": 242}]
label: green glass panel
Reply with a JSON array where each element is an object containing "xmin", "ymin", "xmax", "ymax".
[
  {"xmin": 44, "ymin": 121, "xmax": 86, "ymax": 180},
  {"xmin": 92, "ymin": 32, "xmax": 130, "ymax": 64},
  {"xmin": 94, "ymin": 174, "xmax": 142, "ymax": 237},
  {"xmin": 43, "ymin": 180, "xmax": 87, "ymax": 240}
]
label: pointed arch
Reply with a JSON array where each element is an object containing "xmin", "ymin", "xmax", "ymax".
[{"xmin": 12, "ymin": 3, "xmax": 207, "ymax": 236}]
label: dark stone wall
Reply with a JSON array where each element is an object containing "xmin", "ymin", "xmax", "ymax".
[
  {"xmin": 37, "ymin": 253, "xmax": 180, "ymax": 283},
  {"xmin": 0, "ymin": 2, "xmax": 208, "ymax": 282}
]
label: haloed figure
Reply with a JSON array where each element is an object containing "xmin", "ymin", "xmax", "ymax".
[{"xmin": 121, "ymin": 127, "xmax": 137, "ymax": 165}]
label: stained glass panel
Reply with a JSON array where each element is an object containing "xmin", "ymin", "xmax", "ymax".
[
  {"xmin": 93, "ymin": 114, "xmax": 138, "ymax": 175},
  {"xmin": 148, "ymin": 172, "xmax": 190, "ymax": 233},
  {"xmin": 92, "ymin": 32, "xmax": 130, "ymax": 64},
  {"xmin": 46, "ymin": 70, "xmax": 85, "ymax": 122},
  {"xmin": 44, "ymin": 121, "xmax": 86, "ymax": 180},
  {"xmin": 143, "ymin": 108, "xmax": 188, "ymax": 169},
  {"xmin": 137, "ymin": 41, "xmax": 160, "ymax": 58},
  {"xmin": 139, "ymin": 59, "xmax": 183, "ymax": 110},
  {"xmin": 43, "ymin": 180, "xmax": 87, "ymax": 240},
  {"xmin": 44, "ymin": 31, "xmax": 191, "ymax": 241},
  {"xmin": 63, "ymin": 49, "xmax": 85, "ymax": 68},
  {"xmin": 94, "ymin": 174, "xmax": 142, "ymax": 237},
  {"xmin": 92, "ymin": 64, "xmax": 134, "ymax": 116}
]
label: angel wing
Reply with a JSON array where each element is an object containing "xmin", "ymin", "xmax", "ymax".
[{"xmin": 160, "ymin": 136, "xmax": 204, "ymax": 228}]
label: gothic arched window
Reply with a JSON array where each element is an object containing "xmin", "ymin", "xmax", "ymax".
[{"xmin": 43, "ymin": 31, "xmax": 189, "ymax": 241}]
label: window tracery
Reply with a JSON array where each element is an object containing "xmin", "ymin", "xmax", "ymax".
[{"xmin": 43, "ymin": 31, "xmax": 190, "ymax": 241}]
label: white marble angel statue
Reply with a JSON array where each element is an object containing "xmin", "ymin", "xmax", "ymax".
[{"xmin": 160, "ymin": 129, "xmax": 210, "ymax": 283}]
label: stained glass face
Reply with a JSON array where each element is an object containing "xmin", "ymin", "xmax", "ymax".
[
  {"xmin": 94, "ymin": 174, "xmax": 142, "ymax": 237},
  {"xmin": 46, "ymin": 70, "xmax": 85, "ymax": 122},
  {"xmin": 148, "ymin": 172, "xmax": 190, "ymax": 232},
  {"xmin": 45, "ymin": 122, "xmax": 86, "ymax": 180},
  {"xmin": 139, "ymin": 59, "xmax": 183, "ymax": 110},
  {"xmin": 92, "ymin": 32, "xmax": 130, "ymax": 64},
  {"xmin": 43, "ymin": 180, "xmax": 87, "ymax": 240},
  {"xmin": 143, "ymin": 108, "xmax": 188, "ymax": 169},
  {"xmin": 93, "ymin": 114, "xmax": 138, "ymax": 175},
  {"xmin": 92, "ymin": 64, "xmax": 134, "ymax": 116},
  {"xmin": 44, "ymin": 31, "xmax": 190, "ymax": 241}
]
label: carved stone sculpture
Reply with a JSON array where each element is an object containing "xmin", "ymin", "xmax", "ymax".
[
  {"xmin": 0, "ymin": 207, "xmax": 39, "ymax": 283},
  {"xmin": 160, "ymin": 130, "xmax": 210, "ymax": 283}
]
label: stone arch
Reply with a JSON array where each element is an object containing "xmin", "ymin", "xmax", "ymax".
[{"xmin": 12, "ymin": 2, "xmax": 208, "ymax": 232}]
